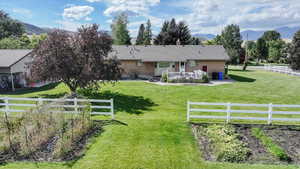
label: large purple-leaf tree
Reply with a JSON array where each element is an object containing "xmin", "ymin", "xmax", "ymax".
[{"xmin": 30, "ymin": 24, "xmax": 121, "ymax": 93}]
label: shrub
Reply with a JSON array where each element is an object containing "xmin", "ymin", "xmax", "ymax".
[
  {"xmin": 196, "ymin": 125, "xmax": 250, "ymax": 162},
  {"xmin": 252, "ymin": 128, "xmax": 290, "ymax": 161},
  {"xmin": 161, "ymin": 73, "xmax": 168, "ymax": 82}
]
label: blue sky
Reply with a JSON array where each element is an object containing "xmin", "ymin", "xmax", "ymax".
[{"xmin": 1, "ymin": 0, "xmax": 300, "ymax": 36}]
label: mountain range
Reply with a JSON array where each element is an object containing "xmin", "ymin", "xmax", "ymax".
[
  {"xmin": 194, "ymin": 26, "xmax": 300, "ymax": 41},
  {"xmin": 23, "ymin": 22, "xmax": 299, "ymax": 41}
]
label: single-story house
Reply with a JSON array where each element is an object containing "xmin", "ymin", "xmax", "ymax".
[
  {"xmin": 112, "ymin": 45, "xmax": 229, "ymax": 79},
  {"xmin": 0, "ymin": 50, "xmax": 33, "ymax": 90},
  {"xmin": 0, "ymin": 45, "xmax": 229, "ymax": 90}
]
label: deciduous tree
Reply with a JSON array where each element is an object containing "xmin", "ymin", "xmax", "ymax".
[
  {"xmin": 256, "ymin": 38, "xmax": 268, "ymax": 62},
  {"xmin": 262, "ymin": 30, "xmax": 281, "ymax": 42},
  {"xmin": 0, "ymin": 10, "xmax": 25, "ymax": 39},
  {"xmin": 288, "ymin": 30, "xmax": 300, "ymax": 70},
  {"xmin": 221, "ymin": 24, "xmax": 243, "ymax": 64},
  {"xmin": 30, "ymin": 24, "xmax": 121, "ymax": 93}
]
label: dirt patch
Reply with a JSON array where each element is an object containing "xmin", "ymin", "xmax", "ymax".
[
  {"xmin": 234, "ymin": 124, "xmax": 278, "ymax": 164},
  {"xmin": 192, "ymin": 123, "xmax": 300, "ymax": 164},
  {"xmin": 263, "ymin": 126, "xmax": 300, "ymax": 164}
]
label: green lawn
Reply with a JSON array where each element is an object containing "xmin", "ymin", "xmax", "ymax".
[{"xmin": 1, "ymin": 69, "xmax": 300, "ymax": 169}]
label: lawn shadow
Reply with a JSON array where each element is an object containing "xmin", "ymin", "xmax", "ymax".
[
  {"xmin": 229, "ymin": 74, "xmax": 256, "ymax": 82},
  {"xmin": 229, "ymin": 69, "xmax": 254, "ymax": 72},
  {"xmin": 62, "ymin": 119, "xmax": 127, "ymax": 168},
  {"xmin": 0, "ymin": 83, "xmax": 60, "ymax": 95},
  {"xmin": 79, "ymin": 89, "xmax": 157, "ymax": 115}
]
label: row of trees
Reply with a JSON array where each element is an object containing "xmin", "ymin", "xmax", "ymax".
[
  {"xmin": 111, "ymin": 13, "xmax": 201, "ymax": 46},
  {"xmin": 0, "ymin": 10, "xmax": 46, "ymax": 49},
  {"xmin": 136, "ymin": 20, "xmax": 152, "ymax": 45},
  {"xmin": 0, "ymin": 34, "xmax": 47, "ymax": 49},
  {"xmin": 245, "ymin": 31, "xmax": 288, "ymax": 64}
]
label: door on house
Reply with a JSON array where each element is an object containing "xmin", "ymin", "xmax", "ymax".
[
  {"xmin": 155, "ymin": 62, "xmax": 175, "ymax": 76},
  {"xmin": 179, "ymin": 62, "xmax": 186, "ymax": 72}
]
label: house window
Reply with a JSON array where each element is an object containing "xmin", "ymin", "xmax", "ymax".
[
  {"xmin": 158, "ymin": 62, "xmax": 170, "ymax": 68},
  {"xmin": 137, "ymin": 61, "xmax": 143, "ymax": 67},
  {"xmin": 189, "ymin": 60, "xmax": 197, "ymax": 67}
]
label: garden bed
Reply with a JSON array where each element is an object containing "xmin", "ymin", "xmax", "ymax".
[
  {"xmin": 192, "ymin": 123, "xmax": 300, "ymax": 164},
  {"xmin": 0, "ymin": 98, "xmax": 108, "ymax": 163}
]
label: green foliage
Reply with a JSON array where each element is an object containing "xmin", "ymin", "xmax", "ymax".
[
  {"xmin": 252, "ymin": 128, "xmax": 290, "ymax": 161},
  {"xmin": 144, "ymin": 19, "xmax": 152, "ymax": 45},
  {"xmin": 136, "ymin": 24, "xmax": 145, "ymax": 45},
  {"xmin": 267, "ymin": 40, "xmax": 286, "ymax": 63},
  {"xmin": 0, "ymin": 34, "xmax": 47, "ymax": 49},
  {"xmin": 288, "ymin": 30, "xmax": 300, "ymax": 70},
  {"xmin": 154, "ymin": 18, "xmax": 192, "ymax": 45},
  {"xmin": 161, "ymin": 73, "xmax": 168, "ymax": 82},
  {"xmin": 198, "ymin": 125, "xmax": 250, "ymax": 162},
  {"xmin": 190, "ymin": 37, "xmax": 201, "ymax": 45},
  {"xmin": 220, "ymin": 24, "xmax": 243, "ymax": 64},
  {"xmin": 0, "ymin": 10, "xmax": 25, "ymax": 40},
  {"xmin": 111, "ymin": 13, "xmax": 131, "ymax": 45},
  {"xmin": 262, "ymin": 30, "xmax": 281, "ymax": 42},
  {"xmin": 256, "ymin": 38, "xmax": 268, "ymax": 61}
]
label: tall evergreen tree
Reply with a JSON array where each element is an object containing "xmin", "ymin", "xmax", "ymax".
[
  {"xmin": 144, "ymin": 19, "xmax": 152, "ymax": 45},
  {"xmin": 0, "ymin": 10, "xmax": 25, "ymax": 39},
  {"xmin": 154, "ymin": 21, "xmax": 169, "ymax": 45},
  {"xmin": 256, "ymin": 38, "xmax": 268, "ymax": 62},
  {"xmin": 221, "ymin": 24, "xmax": 243, "ymax": 64},
  {"xmin": 154, "ymin": 19, "xmax": 192, "ymax": 45},
  {"xmin": 191, "ymin": 37, "xmax": 201, "ymax": 45},
  {"xmin": 177, "ymin": 21, "xmax": 192, "ymax": 45},
  {"xmin": 166, "ymin": 18, "xmax": 178, "ymax": 44},
  {"xmin": 136, "ymin": 24, "xmax": 145, "ymax": 45},
  {"xmin": 288, "ymin": 30, "xmax": 300, "ymax": 70},
  {"xmin": 111, "ymin": 13, "xmax": 131, "ymax": 45}
]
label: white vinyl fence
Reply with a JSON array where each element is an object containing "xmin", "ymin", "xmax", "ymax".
[
  {"xmin": 0, "ymin": 97, "xmax": 114, "ymax": 119},
  {"xmin": 187, "ymin": 101, "xmax": 300, "ymax": 124},
  {"xmin": 264, "ymin": 65, "xmax": 300, "ymax": 76}
]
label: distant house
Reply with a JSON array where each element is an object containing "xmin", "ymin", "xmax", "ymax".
[{"xmin": 0, "ymin": 45, "xmax": 229, "ymax": 90}]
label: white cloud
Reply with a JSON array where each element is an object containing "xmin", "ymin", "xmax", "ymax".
[
  {"xmin": 169, "ymin": 0, "xmax": 300, "ymax": 34},
  {"xmin": 100, "ymin": 0, "xmax": 160, "ymax": 16},
  {"xmin": 56, "ymin": 20, "xmax": 82, "ymax": 31},
  {"xmin": 63, "ymin": 5, "xmax": 94, "ymax": 20},
  {"xmin": 85, "ymin": 0, "xmax": 102, "ymax": 2}
]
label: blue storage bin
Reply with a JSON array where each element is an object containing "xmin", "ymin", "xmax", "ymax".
[{"xmin": 218, "ymin": 72, "xmax": 223, "ymax": 80}]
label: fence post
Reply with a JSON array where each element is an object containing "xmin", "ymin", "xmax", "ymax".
[
  {"xmin": 38, "ymin": 97, "xmax": 43, "ymax": 106},
  {"xmin": 111, "ymin": 99, "xmax": 114, "ymax": 119},
  {"xmin": 4, "ymin": 97, "xmax": 9, "ymax": 116},
  {"xmin": 226, "ymin": 102, "xmax": 231, "ymax": 123},
  {"xmin": 268, "ymin": 103, "xmax": 273, "ymax": 125},
  {"xmin": 74, "ymin": 97, "xmax": 78, "ymax": 114},
  {"xmin": 187, "ymin": 101, "xmax": 190, "ymax": 122}
]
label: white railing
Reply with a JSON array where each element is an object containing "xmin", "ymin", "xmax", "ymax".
[
  {"xmin": 264, "ymin": 65, "xmax": 300, "ymax": 76},
  {"xmin": 187, "ymin": 101, "xmax": 300, "ymax": 124},
  {"xmin": 165, "ymin": 70, "xmax": 207, "ymax": 80},
  {"xmin": 0, "ymin": 97, "xmax": 114, "ymax": 119}
]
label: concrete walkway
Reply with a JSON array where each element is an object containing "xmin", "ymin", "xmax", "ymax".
[{"xmin": 147, "ymin": 79, "xmax": 235, "ymax": 86}]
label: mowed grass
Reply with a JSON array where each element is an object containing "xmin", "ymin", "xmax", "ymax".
[{"xmin": 1, "ymin": 69, "xmax": 300, "ymax": 169}]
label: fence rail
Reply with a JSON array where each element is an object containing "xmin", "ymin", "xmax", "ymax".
[
  {"xmin": 0, "ymin": 97, "xmax": 114, "ymax": 119},
  {"xmin": 264, "ymin": 65, "xmax": 300, "ymax": 76},
  {"xmin": 187, "ymin": 101, "xmax": 300, "ymax": 124}
]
